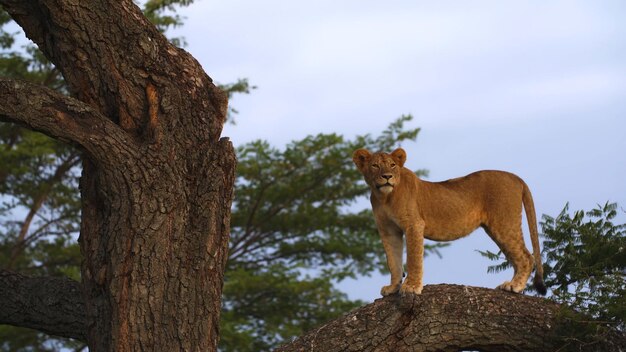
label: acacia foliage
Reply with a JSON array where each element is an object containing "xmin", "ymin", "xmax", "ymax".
[
  {"xmin": 541, "ymin": 203, "xmax": 625, "ymax": 329},
  {"xmin": 480, "ymin": 202, "xmax": 626, "ymax": 349}
]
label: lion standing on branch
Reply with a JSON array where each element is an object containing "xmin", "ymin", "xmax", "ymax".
[{"xmin": 353, "ymin": 148, "xmax": 547, "ymax": 297}]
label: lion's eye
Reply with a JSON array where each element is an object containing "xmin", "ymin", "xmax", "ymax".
[
  {"xmin": 372, "ymin": 164, "xmax": 380, "ymax": 169},
  {"xmin": 391, "ymin": 163, "xmax": 396, "ymax": 168}
]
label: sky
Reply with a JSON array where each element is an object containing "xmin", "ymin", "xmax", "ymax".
[{"xmin": 171, "ymin": 0, "xmax": 626, "ymax": 302}]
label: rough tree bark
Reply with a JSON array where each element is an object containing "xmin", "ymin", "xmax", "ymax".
[
  {"xmin": 0, "ymin": 270, "xmax": 85, "ymax": 341},
  {"xmin": 276, "ymin": 285, "xmax": 626, "ymax": 352},
  {"xmin": 0, "ymin": 1, "xmax": 235, "ymax": 351}
]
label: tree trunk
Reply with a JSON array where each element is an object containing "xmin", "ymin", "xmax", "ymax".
[
  {"xmin": 276, "ymin": 284, "xmax": 626, "ymax": 352},
  {"xmin": 0, "ymin": 0, "xmax": 235, "ymax": 351}
]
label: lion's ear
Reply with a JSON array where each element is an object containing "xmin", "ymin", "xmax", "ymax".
[
  {"xmin": 391, "ymin": 148, "xmax": 407, "ymax": 167},
  {"xmin": 352, "ymin": 149, "xmax": 371, "ymax": 171}
]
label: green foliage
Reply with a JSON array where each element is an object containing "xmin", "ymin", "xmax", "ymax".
[
  {"xmin": 0, "ymin": 326, "xmax": 85, "ymax": 352},
  {"xmin": 218, "ymin": 78, "xmax": 257, "ymax": 123},
  {"xmin": 0, "ymin": 46, "xmax": 65, "ymax": 92},
  {"xmin": 475, "ymin": 249, "xmax": 511, "ymax": 275},
  {"xmin": 140, "ymin": 0, "xmax": 195, "ymax": 47},
  {"xmin": 0, "ymin": 10, "xmax": 65, "ymax": 92},
  {"xmin": 480, "ymin": 202, "xmax": 626, "ymax": 345},
  {"xmin": 221, "ymin": 268, "xmax": 362, "ymax": 352},
  {"xmin": 0, "ymin": 11, "xmax": 15, "ymax": 50},
  {"xmin": 542, "ymin": 202, "xmax": 625, "ymax": 329}
]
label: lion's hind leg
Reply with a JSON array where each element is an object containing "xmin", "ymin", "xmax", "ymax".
[{"xmin": 483, "ymin": 224, "xmax": 534, "ymax": 294}]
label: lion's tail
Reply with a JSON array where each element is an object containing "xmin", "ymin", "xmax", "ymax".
[{"xmin": 522, "ymin": 181, "xmax": 547, "ymax": 295}]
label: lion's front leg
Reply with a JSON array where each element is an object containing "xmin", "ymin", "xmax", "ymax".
[
  {"xmin": 379, "ymin": 228, "xmax": 403, "ymax": 297},
  {"xmin": 400, "ymin": 222, "xmax": 425, "ymax": 296}
]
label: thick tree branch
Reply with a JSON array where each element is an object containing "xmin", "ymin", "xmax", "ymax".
[
  {"xmin": 0, "ymin": 0, "xmax": 228, "ymax": 142},
  {"xmin": 276, "ymin": 284, "xmax": 625, "ymax": 352},
  {"xmin": 0, "ymin": 270, "xmax": 87, "ymax": 341},
  {"xmin": 0, "ymin": 78, "xmax": 137, "ymax": 164}
]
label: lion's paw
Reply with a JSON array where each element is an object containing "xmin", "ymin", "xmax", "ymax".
[
  {"xmin": 380, "ymin": 283, "xmax": 401, "ymax": 296},
  {"xmin": 399, "ymin": 282, "xmax": 423, "ymax": 296},
  {"xmin": 496, "ymin": 281, "xmax": 523, "ymax": 293}
]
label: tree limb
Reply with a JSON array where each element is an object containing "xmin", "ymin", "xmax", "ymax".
[
  {"xmin": 0, "ymin": 0, "xmax": 228, "ymax": 141},
  {"xmin": 0, "ymin": 78, "xmax": 136, "ymax": 164},
  {"xmin": 0, "ymin": 270, "xmax": 87, "ymax": 342},
  {"xmin": 276, "ymin": 284, "xmax": 625, "ymax": 352}
]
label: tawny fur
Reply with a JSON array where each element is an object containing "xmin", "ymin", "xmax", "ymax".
[{"xmin": 353, "ymin": 148, "xmax": 546, "ymax": 296}]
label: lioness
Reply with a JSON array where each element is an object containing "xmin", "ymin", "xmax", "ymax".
[{"xmin": 353, "ymin": 148, "xmax": 546, "ymax": 296}]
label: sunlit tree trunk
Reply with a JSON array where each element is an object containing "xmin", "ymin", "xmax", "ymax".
[{"xmin": 0, "ymin": 0, "xmax": 235, "ymax": 350}]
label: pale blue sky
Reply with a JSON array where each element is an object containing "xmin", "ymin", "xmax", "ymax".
[{"xmin": 173, "ymin": 0, "xmax": 626, "ymax": 301}]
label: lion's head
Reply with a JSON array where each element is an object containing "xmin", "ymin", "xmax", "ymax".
[{"xmin": 352, "ymin": 148, "xmax": 407, "ymax": 195}]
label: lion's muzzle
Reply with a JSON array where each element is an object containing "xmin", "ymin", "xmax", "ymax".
[{"xmin": 377, "ymin": 184, "xmax": 394, "ymax": 194}]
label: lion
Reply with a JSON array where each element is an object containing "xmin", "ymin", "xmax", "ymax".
[{"xmin": 352, "ymin": 148, "xmax": 546, "ymax": 296}]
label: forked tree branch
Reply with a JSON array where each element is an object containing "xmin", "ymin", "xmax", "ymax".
[
  {"xmin": 0, "ymin": 78, "xmax": 137, "ymax": 164},
  {"xmin": 0, "ymin": 270, "xmax": 87, "ymax": 341},
  {"xmin": 0, "ymin": 0, "xmax": 228, "ymax": 142}
]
